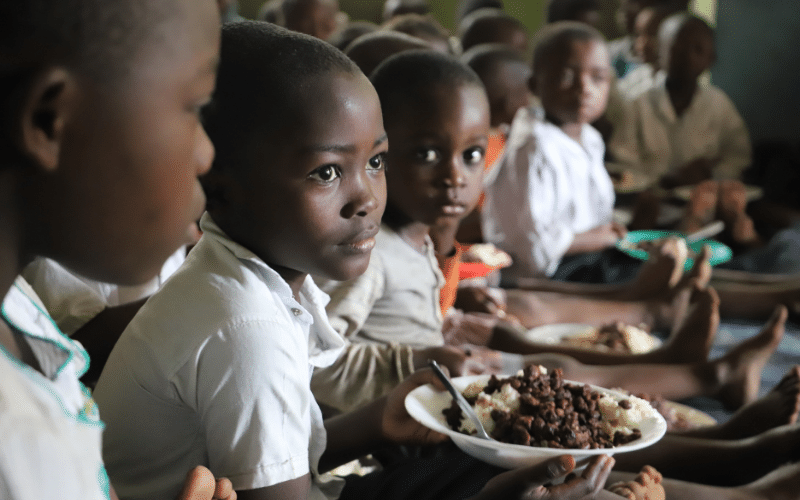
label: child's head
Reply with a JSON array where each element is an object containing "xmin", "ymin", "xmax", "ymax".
[
  {"xmin": 202, "ymin": 22, "xmax": 387, "ymax": 282},
  {"xmin": 1, "ymin": 0, "xmax": 219, "ymax": 285},
  {"xmin": 546, "ymin": 0, "xmax": 601, "ymax": 29},
  {"xmin": 371, "ymin": 51, "xmax": 489, "ymax": 230},
  {"xmin": 383, "ymin": 0, "xmax": 431, "ymax": 23},
  {"xmin": 659, "ymin": 13, "xmax": 715, "ymax": 84},
  {"xmin": 344, "ymin": 31, "xmax": 432, "ymax": 76},
  {"xmin": 530, "ymin": 21, "xmax": 611, "ymax": 129},
  {"xmin": 383, "ymin": 14, "xmax": 452, "ymax": 55},
  {"xmin": 282, "ymin": 0, "xmax": 341, "ymax": 40},
  {"xmin": 462, "ymin": 44, "xmax": 532, "ymax": 128},
  {"xmin": 459, "ymin": 9, "xmax": 530, "ymax": 53},
  {"xmin": 633, "ymin": 4, "xmax": 680, "ymax": 67},
  {"xmin": 328, "ymin": 21, "xmax": 380, "ymax": 51},
  {"xmin": 456, "ymin": 0, "xmax": 504, "ymax": 21}
]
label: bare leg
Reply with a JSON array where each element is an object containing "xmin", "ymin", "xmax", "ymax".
[
  {"xmin": 493, "ymin": 286, "xmax": 719, "ymax": 366},
  {"xmin": 607, "ymin": 462, "xmax": 800, "ymax": 500},
  {"xmin": 521, "ymin": 306, "xmax": 786, "ymax": 408},
  {"xmin": 612, "ymin": 423, "xmax": 800, "ymax": 486},
  {"xmin": 680, "ymin": 365, "xmax": 800, "ymax": 440}
]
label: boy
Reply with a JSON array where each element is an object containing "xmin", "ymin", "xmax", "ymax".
[
  {"xmin": 0, "ymin": 0, "xmax": 234, "ymax": 498},
  {"xmin": 609, "ymin": 13, "xmax": 751, "ymax": 187},
  {"xmin": 459, "ymin": 9, "xmax": 530, "ymax": 53},
  {"xmin": 481, "ymin": 22, "xmax": 622, "ymax": 284},
  {"xmin": 94, "ymin": 22, "xmax": 613, "ymax": 500},
  {"xmin": 383, "ymin": 13, "xmax": 453, "ymax": 54},
  {"xmin": 546, "ymin": 0, "xmax": 602, "ymax": 28}
]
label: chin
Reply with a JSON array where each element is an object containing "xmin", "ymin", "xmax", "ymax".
[{"xmin": 324, "ymin": 255, "xmax": 372, "ymax": 282}]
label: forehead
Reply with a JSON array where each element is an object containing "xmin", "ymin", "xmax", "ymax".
[
  {"xmin": 389, "ymin": 83, "xmax": 489, "ymax": 134},
  {"xmin": 543, "ymin": 38, "xmax": 609, "ymax": 71}
]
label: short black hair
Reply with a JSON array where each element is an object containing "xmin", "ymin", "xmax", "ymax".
[
  {"xmin": 532, "ymin": 21, "xmax": 605, "ymax": 74},
  {"xmin": 383, "ymin": 0, "xmax": 431, "ymax": 22},
  {"xmin": 459, "ymin": 9, "xmax": 528, "ymax": 52},
  {"xmin": 328, "ymin": 21, "xmax": 380, "ymax": 51},
  {"xmin": 371, "ymin": 49, "xmax": 485, "ymax": 121},
  {"xmin": 456, "ymin": 0, "xmax": 504, "ymax": 21},
  {"xmin": 546, "ymin": 0, "xmax": 601, "ymax": 23},
  {"xmin": 344, "ymin": 31, "xmax": 432, "ymax": 76},
  {"xmin": 202, "ymin": 22, "xmax": 360, "ymax": 182},
  {"xmin": 659, "ymin": 12, "xmax": 714, "ymax": 47},
  {"xmin": 383, "ymin": 14, "xmax": 451, "ymax": 44},
  {"xmin": 462, "ymin": 43, "xmax": 528, "ymax": 81},
  {"xmin": 0, "ymin": 0, "xmax": 178, "ymax": 83}
]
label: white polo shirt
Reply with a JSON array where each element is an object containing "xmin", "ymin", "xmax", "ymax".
[
  {"xmin": 94, "ymin": 213, "xmax": 345, "ymax": 500},
  {"xmin": 0, "ymin": 277, "xmax": 108, "ymax": 500},
  {"xmin": 482, "ymin": 107, "xmax": 615, "ymax": 282}
]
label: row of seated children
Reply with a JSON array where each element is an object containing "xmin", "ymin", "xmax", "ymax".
[
  {"xmin": 0, "ymin": 0, "xmax": 242, "ymax": 498},
  {"xmin": 90, "ymin": 21, "xmax": 800, "ymax": 500}
]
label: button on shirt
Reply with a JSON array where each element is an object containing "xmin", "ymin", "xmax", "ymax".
[
  {"xmin": 94, "ymin": 213, "xmax": 345, "ymax": 500},
  {"xmin": 482, "ymin": 107, "xmax": 615, "ymax": 282},
  {"xmin": 0, "ymin": 277, "xmax": 108, "ymax": 500}
]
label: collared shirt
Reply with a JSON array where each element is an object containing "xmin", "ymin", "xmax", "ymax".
[
  {"xmin": 21, "ymin": 249, "xmax": 186, "ymax": 336},
  {"xmin": 0, "ymin": 277, "xmax": 109, "ymax": 500},
  {"xmin": 482, "ymin": 107, "xmax": 615, "ymax": 282},
  {"xmin": 609, "ymin": 82, "xmax": 751, "ymax": 181},
  {"xmin": 319, "ymin": 224, "xmax": 446, "ymax": 349},
  {"xmin": 94, "ymin": 213, "xmax": 345, "ymax": 500}
]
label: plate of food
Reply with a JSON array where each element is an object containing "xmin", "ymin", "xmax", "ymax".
[
  {"xmin": 616, "ymin": 230, "xmax": 732, "ymax": 270},
  {"xmin": 524, "ymin": 323, "xmax": 662, "ymax": 354},
  {"xmin": 405, "ymin": 367, "xmax": 667, "ymax": 469}
]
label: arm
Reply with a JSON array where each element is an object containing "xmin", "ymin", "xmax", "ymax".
[{"xmin": 566, "ymin": 223, "xmax": 627, "ymax": 255}]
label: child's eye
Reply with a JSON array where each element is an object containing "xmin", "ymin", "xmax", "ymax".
[
  {"xmin": 463, "ymin": 147, "xmax": 485, "ymax": 167},
  {"xmin": 417, "ymin": 148, "xmax": 440, "ymax": 163},
  {"xmin": 309, "ymin": 165, "xmax": 341, "ymax": 182},
  {"xmin": 367, "ymin": 153, "xmax": 386, "ymax": 171}
]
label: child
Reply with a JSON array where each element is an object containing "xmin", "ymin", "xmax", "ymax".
[
  {"xmin": 382, "ymin": 0, "xmax": 431, "ymax": 22},
  {"xmin": 344, "ymin": 30, "xmax": 432, "ymax": 77},
  {"xmin": 609, "ymin": 12, "xmax": 751, "ymax": 187},
  {"xmin": 93, "ymin": 22, "xmax": 614, "ymax": 500},
  {"xmin": 328, "ymin": 21, "xmax": 379, "ymax": 51},
  {"xmin": 383, "ymin": 13, "xmax": 453, "ymax": 54},
  {"xmin": 546, "ymin": 0, "xmax": 602, "ymax": 28},
  {"xmin": 459, "ymin": 9, "xmax": 530, "ymax": 53},
  {"xmin": 617, "ymin": 4, "xmax": 678, "ymax": 100},
  {"xmin": 0, "ymin": 0, "xmax": 234, "ymax": 498},
  {"xmin": 281, "ymin": 0, "xmax": 342, "ymax": 40},
  {"xmin": 481, "ymin": 21, "xmax": 624, "ymax": 284}
]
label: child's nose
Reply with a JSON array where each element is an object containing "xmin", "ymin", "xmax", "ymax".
[
  {"xmin": 341, "ymin": 171, "xmax": 381, "ymax": 218},
  {"xmin": 441, "ymin": 158, "xmax": 466, "ymax": 188},
  {"xmin": 196, "ymin": 126, "xmax": 215, "ymax": 177}
]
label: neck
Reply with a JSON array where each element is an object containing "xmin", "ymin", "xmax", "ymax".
[
  {"xmin": 270, "ymin": 264, "xmax": 307, "ymax": 302},
  {"xmin": 665, "ymin": 76, "xmax": 698, "ymax": 116},
  {"xmin": 428, "ymin": 220, "xmax": 459, "ymax": 256},
  {"xmin": 559, "ymin": 122, "xmax": 583, "ymax": 142}
]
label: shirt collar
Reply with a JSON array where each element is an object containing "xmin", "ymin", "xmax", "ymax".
[{"xmin": 199, "ymin": 212, "xmax": 344, "ymax": 367}]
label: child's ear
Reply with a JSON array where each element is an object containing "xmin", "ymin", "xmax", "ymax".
[{"xmin": 18, "ymin": 68, "xmax": 76, "ymax": 172}]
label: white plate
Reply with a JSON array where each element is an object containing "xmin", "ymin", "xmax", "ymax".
[
  {"xmin": 405, "ymin": 374, "xmax": 667, "ymax": 469},
  {"xmin": 523, "ymin": 324, "xmax": 662, "ymax": 352}
]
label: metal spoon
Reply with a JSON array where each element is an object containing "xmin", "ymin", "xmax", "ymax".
[
  {"xmin": 428, "ymin": 360, "xmax": 493, "ymax": 441},
  {"xmin": 685, "ymin": 220, "xmax": 725, "ymax": 244}
]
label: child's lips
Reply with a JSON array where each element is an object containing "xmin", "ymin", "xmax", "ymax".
[{"xmin": 341, "ymin": 226, "xmax": 379, "ymax": 253}]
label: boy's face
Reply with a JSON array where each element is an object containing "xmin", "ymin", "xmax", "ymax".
[
  {"xmin": 33, "ymin": 0, "xmax": 219, "ymax": 285},
  {"xmin": 384, "ymin": 83, "xmax": 488, "ymax": 228},
  {"xmin": 663, "ymin": 24, "xmax": 715, "ymax": 82},
  {"xmin": 310, "ymin": 0, "xmax": 341, "ymax": 40},
  {"xmin": 633, "ymin": 8, "xmax": 662, "ymax": 66},
  {"xmin": 239, "ymin": 71, "xmax": 387, "ymax": 282},
  {"xmin": 531, "ymin": 38, "xmax": 611, "ymax": 128}
]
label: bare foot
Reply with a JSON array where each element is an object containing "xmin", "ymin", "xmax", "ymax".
[
  {"xmin": 177, "ymin": 466, "xmax": 236, "ymax": 500},
  {"xmin": 718, "ymin": 180, "xmax": 762, "ymax": 248},
  {"xmin": 657, "ymin": 285, "xmax": 719, "ymax": 363},
  {"xmin": 715, "ymin": 306, "xmax": 787, "ymax": 410},
  {"xmin": 741, "ymin": 460, "xmax": 800, "ymax": 500},
  {"xmin": 680, "ymin": 180, "xmax": 718, "ymax": 234},
  {"xmin": 717, "ymin": 365, "xmax": 800, "ymax": 439},
  {"xmin": 607, "ymin": 465, "xmax": 665, "ymax": 500},
  {"xmin": 625, "ymin": 237, "xmax": 688, "ymax": 300}
]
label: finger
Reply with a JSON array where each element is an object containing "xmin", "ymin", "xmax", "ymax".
[
  {"xmin": 177, "ymin": 466, "xmax": 215, "ymax": 500},
  {"xmin": 214, "ymin": 478, "xmax": 234, "ymax": 500}
]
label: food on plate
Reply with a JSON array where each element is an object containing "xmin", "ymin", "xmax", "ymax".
[
  {"xmin": 443, "ymin": 365, "xmax": 651, "ymax": 449},
  {"xmin": 561, "ymin": 322, "xmax": 660, "ymax": 354},
  {"xmin": 462, "ymin": 243, "xmax": 512, "ymax": 268}
]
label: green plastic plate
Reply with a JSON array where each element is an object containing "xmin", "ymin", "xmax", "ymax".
[{"xmin": 616, "ymin": 230, "xmax": 733, "ymax": 270}]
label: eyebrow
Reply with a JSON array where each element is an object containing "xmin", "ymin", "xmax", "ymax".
[{"xmin": 300, "ymin": 133, "xmax": 388, "ymax": 154}]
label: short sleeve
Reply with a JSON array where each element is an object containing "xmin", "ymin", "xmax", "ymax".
[{"xmin": 179, "ymin": 318, "xmax": 313, "ymax": 491}]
